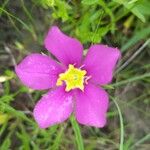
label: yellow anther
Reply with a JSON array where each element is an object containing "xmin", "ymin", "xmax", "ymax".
[{"xmin": 56, "ymin": 64, "xmax": 87, "ymax": 92}]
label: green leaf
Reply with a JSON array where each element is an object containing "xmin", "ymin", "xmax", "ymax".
[
  {"xmin": 113, "ymin": 0, "xmax": 146, "ymax": 22},
  {"xmin": 0, "ymin": 135, "xmax": 11, "ymax": 150},
  {"xmin": 131, "ymin": 7, "xmax": 145, "ymax": 22},
  {"xmin": 82, "ymin": 0, "xmax": 99, "ymax": 5},
  {"xmin": 136, "ymin": 0, "xmax": 150, "ymax": 15},
  {"xmin": 52, "ymin": 0, "xmax": 71, "ymax": 22},
  {"xmin": 51, "ymin": 126, "xmax": 64, "ymax": 150},
  {"xmin": 16, "ymin": 125, "xmax": 30, "ymax": 150}
]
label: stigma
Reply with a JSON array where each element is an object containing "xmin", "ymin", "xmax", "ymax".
[{"xmin": 56, "ymin": 64, "xmax": 90, "ymax": 92}]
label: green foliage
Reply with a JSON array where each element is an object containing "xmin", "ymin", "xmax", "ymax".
[
  {"xmin": 82, "ymin": 0, "xmax": 99, "ymax": 5},
  {"xmin": 33, "ymin": 0, "xmax": 149, "ymax": 44}
]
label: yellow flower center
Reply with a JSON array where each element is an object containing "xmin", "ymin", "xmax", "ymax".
[{"xmin": 56, "ymin": 64, "xmax": 88, "ymax": 92}]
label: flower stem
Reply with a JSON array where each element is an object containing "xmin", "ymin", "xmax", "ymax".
[{"xmin": 70, "ymin": 116, "xmax": 84, "ymax": 150}]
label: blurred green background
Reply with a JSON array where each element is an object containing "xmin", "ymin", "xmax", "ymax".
[{"xmin": 0, "ymin": 0, "xmax": 150, "ymax": 149}]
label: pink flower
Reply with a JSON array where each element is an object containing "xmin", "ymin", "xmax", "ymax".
[{"xmin": 15, "ymin": 26, "xmax": 121, "ymax": 128}]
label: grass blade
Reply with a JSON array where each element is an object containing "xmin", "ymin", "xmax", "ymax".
[{"xmin": 111, "ymin": 97, "xmax": 124, "ymax": 150}]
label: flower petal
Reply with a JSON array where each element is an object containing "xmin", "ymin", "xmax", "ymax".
[
  {"xmin": 15, "ymin": 53, "xmax": 63, "ymax": 90},
  {"xmin": 44, "ymin": 26, "xmax": 83, "ymax": 66},
  {"xmin": 83, "ymin": 45, "xmax": 121, "ymax": 85},
  {"xmin": 33, "ymin": 86, "xmax": 74, "ymax": 128},
  {"xmin": 75, "ymin": 83, "xmax": 109, "ymax": 128}
]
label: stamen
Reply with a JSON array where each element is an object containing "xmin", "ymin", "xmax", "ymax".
[
  {"xmin": 85, "ymin": 76, "xmax": 92, "ymax": 84},
  {"xmin": 79, "ymin": 64, "xmax": 85, "ymax": 69}
]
